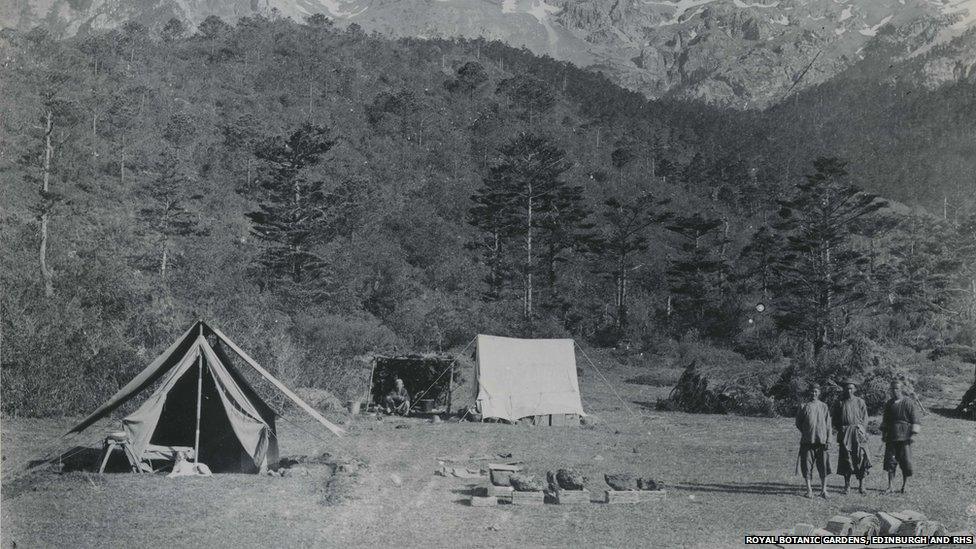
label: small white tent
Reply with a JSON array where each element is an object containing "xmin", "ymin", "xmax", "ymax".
[{"xmin": 474, "ymin": 334, "xmax": 585, "ymax": 423}]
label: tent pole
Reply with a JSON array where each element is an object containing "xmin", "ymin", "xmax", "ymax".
[
  {"xmin": 447, "ymin": 362, "xmax": 454, "ymax": 414},
  {"xmin": 194, "ymin": 348, "xmax": 203, "ymax": 465},
  {"xmin": 207, "ymin": 323, "xmax": 346, "ymax": 436}
]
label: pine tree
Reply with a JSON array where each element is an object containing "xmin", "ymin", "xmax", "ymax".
[
  {"xmin": 136, "ymin": 149, "xmax": 204, "ymax": 280},
  {"xmin": 949, "ymin": 209, "xmax": 976, "ymax": 321},
  {"xmin": 770, "ymin": 157, "xmax": 887, "ymax": 352},
  {"xmin": 739, "ymin": 225, "xmax": 782, "ymax": 300},
  {"xmin": 875, "ymin": 214, "xmax": 959, "ymax": 346},
  {"xmin": 246, "ymin": 124, "xmax": 336, "ymax": 293},
  {"xmin": 467, "ymin": 179, "xmax": 518, "ymax": 300},
  {"xmin": 665, "ymin": 212, "xmax": 733, "ymax": 338},
  {"xmin": 590, "ymin": 193, "xmax": 671, "ymax": 328},
  {"xmin": 467, "ymin": 133, "xmax": 590, "ymax": 318},
  {"xmin": 536, "ymin": 172, "xmax": 593, "ymax": 311},
  {"xmin": 15, "ymin": 31, "xmax": 81, "ymax": 298}
]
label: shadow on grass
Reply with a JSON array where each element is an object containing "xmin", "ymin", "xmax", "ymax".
[
  {"xmin": 673, "ymin": 481, "xmax": 803, "ymax": 496},
  {"xmin": 928, "ymin": 407, "xmax": 967, "ymax": 420},
  {"xmin": 26, "ymin": 446, "xmax": 108, "ymax": 473},
  {"xmin": 450, "ymin": 485, "xmax": 480, "ymax": 497}
]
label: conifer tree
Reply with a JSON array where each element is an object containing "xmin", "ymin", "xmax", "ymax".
[
  {"xmin": 136, "ymin": 149, "xmax": 204, "ymax": 280},
  {"xmin": 769, "ymin": 157, "xmax": 887, "ymax": 352},
  {"xmin": 590, "ymin": 193, "xmax": 671, "ymax": 328},
  {"xmin": 665, "ymin": 212, "xmax": 732, "ymax": 337},
  {"xmin": 467, "ymin": 133, "xmax": 590, "ymax": 317},
  {"xmin": 247, "ymin": 124, "xmax": 336, "ymax": 293}
]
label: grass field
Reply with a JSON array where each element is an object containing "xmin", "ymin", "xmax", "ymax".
[{"xmin": 2, "ymin": 362, "xmax": 975, "ymax": 548}]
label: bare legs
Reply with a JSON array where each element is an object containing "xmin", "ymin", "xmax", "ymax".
[{"xmin": 883, "ymin": 471, "xmax": 908, "ymax": 494}]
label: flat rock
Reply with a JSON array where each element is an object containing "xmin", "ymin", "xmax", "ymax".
[
  {"xmin": 605, "ymin": 490, "xmax": 641, "ymax": 504},
  {"xmin": 511, "ymin": 490, "xmax": 545, "ymax": 505},
  {"xmin": 554, "ymin": 488, "xmax": 590, "ymax": 504}
]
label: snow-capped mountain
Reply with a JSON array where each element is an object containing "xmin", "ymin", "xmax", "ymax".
[{"xmin": 3, "ymin": 0, "xmax": 975, "ymax": 107}]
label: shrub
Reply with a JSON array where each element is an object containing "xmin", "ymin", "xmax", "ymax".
[{"xmin": 657, "ymin": 335, "xmax": 784, "ymax": 416}]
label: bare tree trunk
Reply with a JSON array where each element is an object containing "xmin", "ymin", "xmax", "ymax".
[
  {"xmin": 40, "ymin": 110, "xmax": 55, "ymax": 297},
  {"xmin": 307, "ymin": 80, "xmax": 314, "ymax": 121},
  {"xmin": 160, "ymin": 244, "xmax": 168, "ymax": 280},
  {"xmin": 525, "ymin": 187, "xmax": 533, "ymax": 318},
  {"xmin": 120, "ymin": 133, "xmax": 126, "ymax": 184},
  {"xmin": 91, "ymin": 112, "xmax": 98, "ymax": 159}
]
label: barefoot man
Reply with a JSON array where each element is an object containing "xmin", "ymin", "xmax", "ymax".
[
  {"xmin": 881, "ymin": 380, "xmax": 922, "ymax": 494},
  {"xmin": 832, "ymin": 379, "xmax": 870, "ymax": 495},
  {"xmin": 796, "ymin": 385, "xmax": 831, "ymax": 499}
]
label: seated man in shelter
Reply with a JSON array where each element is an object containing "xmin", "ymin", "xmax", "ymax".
[{"xmin": 383, "ymin": 378, "xmax": 411, "ymax": 415}]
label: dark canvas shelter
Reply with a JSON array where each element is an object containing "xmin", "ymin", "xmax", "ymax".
[
  {"xmin": 369, "ymin": 354, "xmax": 459, "ymax": 412},
  {"xmin": 66, "ymin": 320, "xmax": 343, "ymax": 473}
]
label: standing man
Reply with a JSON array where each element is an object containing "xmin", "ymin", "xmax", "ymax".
[
  {"xmin": 832, "ymin": 379, "xmax": 870, "ymax": 495},
  {"xmin": 796, "ymin": 385, "xmax": 832, "ymax": 499},
  {"xmin": 881, "ymin": 380, "xmax": 922, "ymax": 494}
]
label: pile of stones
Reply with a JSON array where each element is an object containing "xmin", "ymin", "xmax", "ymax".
[
  {"xmin": 752, "ymin": 510, "xmax": 956, "ymax": 538},
  {"xmin": 469, "ymin": 467, "xmax": 666, "ymax": 506}
]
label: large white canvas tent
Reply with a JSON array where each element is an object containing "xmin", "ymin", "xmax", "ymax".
[
  {"xmin": 66, "ymin": 320, "xmax": 343, "ymax": 473},
  {"xmin": 474, "ymin": 334, "xmax": 585, "ymax": 423}
]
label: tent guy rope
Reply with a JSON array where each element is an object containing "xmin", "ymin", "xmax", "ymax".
[
  {"xmin": 406, "ymin": 336, "xmax": 476, "ymax": 414},
  {"xmin": 574, "ymin": 342, "xmax": 639, "ymax": 421}
]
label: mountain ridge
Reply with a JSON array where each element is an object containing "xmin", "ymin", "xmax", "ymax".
[{"xmin": 4, "ymin": 0, "xmax": 976, "ymax": 108}]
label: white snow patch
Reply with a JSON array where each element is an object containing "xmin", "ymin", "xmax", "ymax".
[
  {"xmin": 527, "ymin": 0, "xmax": 560, "ymax": 24},
  {"xmin": 834, "ymin": 26, "xmax": 846, "ymax": 35},
  {"xmin": 943, "ymin": 0, "xmax": 976, "ymax": 28},
  {"xmin": 291, "ymin": 0, "xmax": 363, "ymax": 19},
  {"xmin": 858, "ymin": 14, "xmax": 892, "ymax": 36},
  {"xmin": 502, "ymin": 0, "xmax": 517, "ymax": 13},
  {"xmin": 733, "ymin": 0, "xmax": 779, "ymax": 8},
  {"xmin": 642, "ymin": 0, "xmax": 719, "ymax": 25},
  {"xmin": 907, "ymin": 0, "xmax": 976, "ymax": 57},
  {"xmin": 770, "ymin": 14, "xmax": 789, "ymax": 25},
  {"xmin": 838, "ymin": 6, "xmax": 852, "ymax": 21},
  {"xmin": 525, "ymin": 0, "xmax": 562, "ymax": 49}
]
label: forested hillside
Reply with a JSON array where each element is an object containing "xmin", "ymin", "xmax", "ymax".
[{"xmin": 2, "ymin": 15, "xmax": 974, "ymax": 416}]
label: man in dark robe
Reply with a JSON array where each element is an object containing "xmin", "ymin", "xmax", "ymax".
[
  {"xmin": 795, "ymin": 385, "xmax": 832, "ymax": 499},
  {"xmin": 881, "ymin": 380, "xmax": 922, "ymax": 494},
  {"xmin": 383, "ymin": 378, "xmax": 411, "ymax": 415},
  {"xmin": 831, "ymin": 379, "xmax": 870, "ymax": 495}
]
